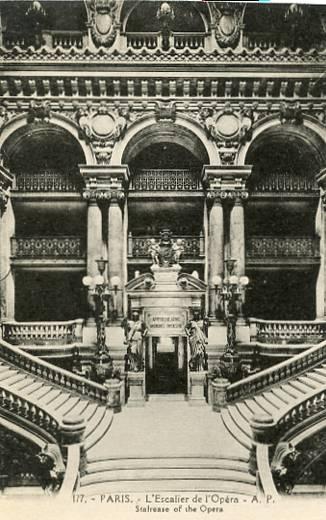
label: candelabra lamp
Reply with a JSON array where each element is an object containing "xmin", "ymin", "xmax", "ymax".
[
  {"xmin": 212, "ymin": 258, "xmax": 249, "ymax": 383},
  {"xmin": 82, "ymin": 258, "xmax": 121, "ymax": 382}
]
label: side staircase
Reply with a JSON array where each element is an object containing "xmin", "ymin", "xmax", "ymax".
[
  {"xmin": 0, "ymin": 358, "xmax": 113, "ymax": 453},
  {"xmin": 222, "ymin": 364, "xmax": 326, "ymax": 451}
]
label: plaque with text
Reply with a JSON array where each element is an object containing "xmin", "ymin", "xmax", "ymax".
[{"xmin": 145, "ymin": 309, "xmax": 188, "ymax": 336}]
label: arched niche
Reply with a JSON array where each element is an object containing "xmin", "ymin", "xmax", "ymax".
[{"xmin": 121, "ymin": 0, "xmax": 211, "ymax": 33}]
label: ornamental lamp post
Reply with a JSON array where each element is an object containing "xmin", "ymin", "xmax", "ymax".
[
  {"xmin": 82, "ymin": 257, "xmax": 121, "ymax": 361},
  {"xmin": 212, "ymin": 258, "xmax": 249, "ymax": 383}
]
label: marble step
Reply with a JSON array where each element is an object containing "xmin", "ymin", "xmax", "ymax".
[
  {"xmin": 79, "ymin": 478, "xmax": 257, "ymax": 495},
  {"xmin": 80, "ymin": 466, "xmax": 256, "ymax": 488},
  {"xmin": 86, "ymin": 457, "xmax": 250, "ymax": 474},
  {"xmin": 220, "ymin": 409, "xmax": 251, "ymax": 450},
  {"xmin": 85, "ymin": 410, "xmax": 114, "ymax": 452}
]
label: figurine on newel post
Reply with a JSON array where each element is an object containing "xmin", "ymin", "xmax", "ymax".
[{"xmin": 122, "ymin": 311, "xmax": 148, "ymax": 406}]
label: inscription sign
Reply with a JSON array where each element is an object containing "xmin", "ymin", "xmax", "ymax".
[{"xmin": 145, "ymin": 309, "xmax": 187, "ymax": 336}]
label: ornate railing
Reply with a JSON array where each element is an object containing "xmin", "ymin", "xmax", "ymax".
[
  {"xmin": 14, "ymin": 170, "xmax": 81, "ymax": 192},
  {"xmin": 2, "ymin": 319, "xmax": 84, "ymax": 346},
  {"xmin": 0, "ymin": 386, "xmax": 60, "ymax": 440},
  {"xmin": 130, "ymin": 169, "xmax": 200, "ymax": 191},
  {"xmin": 126, "ymin": 32, "xmax": 205, "ymax": 50},
  {"xmin": 227, "ymin": 339, "xmax": 326, "ymax": 403},
  {"xmin": 244, "ymin": 32, "xmax": 285, "ymax": 50},
  {"xmin": 173, "ymin": 32, "xmax": 205, "ymax": 49},
  {"xmin": 48, "ymin": 31, "xmax": 84, "ymax": 49},
  {"xmin": 128, "ymin": 234, "xmax": 204, "ymax": 259},
  {"xmin": 276, "ymin": 385, "xmax": 326, "ymax": 439},
  {"xmin": 126, "ymin": 32, "xmax": 159, "ymax": 49},
  {"xmin": 11, "ymin": 236, "xmax": 85, "ymax": 259},
  {"xmin": 246, "ymin": 236, "xmax": 320, "ymax": 259},
  {"xmin": 249, "ymin": 172, "xmax": 318, "ymax": 193},
  {"xmin": 2, "ymin": 31, "xmax": 28, "ymax": 49},
  {"xmin": 249, "ymin": 318, "xmax": 326, "ymax": 345},
  {"xmin": 0, "ymin": 338, "xmax": 108, "ymax": 404}
]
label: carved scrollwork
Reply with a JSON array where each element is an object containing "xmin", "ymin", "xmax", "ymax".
[
  {"xmin": 198, "ymin": 102, "xmax": 255, "ymax": 146},
  {"xmin": 87, "ymin": 0, "xmax": 119, "ymax": 48},
  {"xmin": 212, "ymin": 3, "xmax": 243, "ymax": 49},
  {"xmin": 26, "ymin": 100, "xmax": 51, "ymax": 124},
  {"xmin": 280, "ymin": 101, "xmax": 303, "ymax": 125}
]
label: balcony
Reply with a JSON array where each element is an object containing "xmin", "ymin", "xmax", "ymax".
[
  {"xmin": 11, "ymin": 236, "xmax": 85, "ymax": 266},
  {"xmin": 130, "ymin": 169, "xmax": 201, "ymax": 192},
  {"xmin": 13, "ymin": 170, "xmax": 82, "ymax": 194},
  {"xmin": 1, "ymin": 319, "xmax": 83, "ymax": 346},
  {"xmin": 126, "ymin": 32, "xmax": 206, "ymax": 51},
  {"xmin": 3, "ymin": 30, "xmax": 86, "ymax": 50},
  {"xmin": 246, "ymin": 236, "xmax": 320, "ymax": 265},
  {"xmin": 249, "ymin": 318, "xmax": 326, "ymax": 345},
  {"xmin": 128, "ymin": 234, "xmax": 204, "ymax": 263}
]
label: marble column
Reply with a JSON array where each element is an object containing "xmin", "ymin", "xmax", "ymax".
[
  {"xmin": 316, "ymin": 195, "xmax": 325, "ymax": 318},
  {"xmin": 208, "ymin": 195, "xmax": 224, "ymax": 318},
  {"xmin": 230, "ymin": 196, "xmax": 246, "ymax": 277},
  {"xmin": 86, "ymin": 198, "xmax": 103, "ymax": 324},
  {"xmin": 108, "ymin": 193, "xmax": 124, "ymax": 319},
  {"xmin": 0, "ymin": 197, "xmax": 15, "ymax": 321}
]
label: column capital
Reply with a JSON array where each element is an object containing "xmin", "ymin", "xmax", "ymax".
[
  {"xmin": 207, "ymin": 188, "xmax": 249, "ymax": 205},
  {"xmin": 82, "ymin": 174, "xmax": 126, "ymax": 204}
]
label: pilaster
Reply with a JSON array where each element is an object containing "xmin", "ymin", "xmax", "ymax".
[{"xmin": 316, "ymin": 168, "xmax": 326, "ymax": 318}]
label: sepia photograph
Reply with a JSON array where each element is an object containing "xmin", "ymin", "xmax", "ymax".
[{"xmin": 0, "ymin": 0, "xmax": 326, "ymax": 518}]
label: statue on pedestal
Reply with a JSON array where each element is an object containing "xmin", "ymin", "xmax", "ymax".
[
  {"xmin": 122, "ymin": 311, "xmax": 148, "ymax": 372},
  {"xmin": 185, "ymin": 311, "xmax": 208, "ymax": 371},
  {"xmin": 147, "ymin": 229, "xmax": 184, "ymax": 267}
]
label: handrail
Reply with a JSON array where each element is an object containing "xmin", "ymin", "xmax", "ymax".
[
  {"xmin": 58, "ymin": 444, "xmax": 80, "ymax": 498},
  {"xmin": 256, "ymin": 444, "xmax": 279, "ymax": 501},
  {"xmin": 227, "ymin": 339, "xmax": 326, "ymax": 402},
  {"xmin": 0, "ymin": 338, "xmax": 108, "ymax": 404}
]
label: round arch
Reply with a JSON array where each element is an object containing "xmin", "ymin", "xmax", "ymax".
[
  {"xmin": 111, "ymin": 115, "xmax": 218, "ymax": 167},
  {"xmin": 0, "ymin": 112, "xmax": 96, "ymax": 167},
  {"xmin": 238, "ymin": 116, "xmax": 326, "ymax": 169},
  {"xmin": 120, "ymin": 0, "xmax": 212, "ymax": 33}
]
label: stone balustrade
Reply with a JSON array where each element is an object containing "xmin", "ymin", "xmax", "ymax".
[
  {"xmin": 14, "ymin": 170, "xmax": 81, "ymax": 192},
  {"xmin": 47, "ymin": 31, "xmax": 85, "ymax": 49},
  {"xmin": 227, "ymin": 339, "xmax": 326, "ymax": 403},
  {"xmin": 173, "ymin": 32, "xmax": 206, "ymax": 49},
  {"xmin": 126, "ymin": 32, "xmax": 159, "ymax": 49},
  {"xmin": 11, "ymin": 236, "xmax": 85, "ymax": 259},
  {"xmin": 249, "ymin": 318, "xmax": 326, "ymax": 345},
  {"xmin": 130, "ymin": 169, "xmax": 200, "ymax": 191},
  {"xmin": 0, "ymin": 386, "xmax": 59, "ymax": 439},
  {"xmin": 246, "ymin": 236, "xmax": 320, "ymax": 259},
  {"xmin": 0, "ymin": 338, "xmax": 108, "ymax": 404},
  {"xmin": 243, "ymin": 32, "xmax": 285, "ymax": 50},
  {"xmin": 128, "ymin": 234, "xmax": 204, "ymax": 259},
  {"xmin": 2, "ymin": 319, "xmax": 84, "ymax": 346}
]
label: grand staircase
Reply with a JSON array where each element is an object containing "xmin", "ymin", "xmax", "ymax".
[
  {"xmin": 78, "ymin": 396, "xmax": 257, "ymax": 496},
  {"xmin": 222, "ymin": 364, "xmax": 326, "ymax": 450},
  {"xmin": 0, "ymin": 359, "xmax": 114, "ymax": 453}
]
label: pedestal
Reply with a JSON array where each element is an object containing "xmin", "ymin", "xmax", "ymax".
[
  {"xmin": 211, "ymin": 378, "xmax": 230, "ymax": 412},
  {"xmin": 188, "ymin": 370, "xmax": 207, "ymax": 406},
  {"xmin": 127, "ymin": 371, "xmax": 146, "ymax": 407},
  {"xmin": 105, "ymin": 379, "xmax": 122, "ymax": 413}
]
